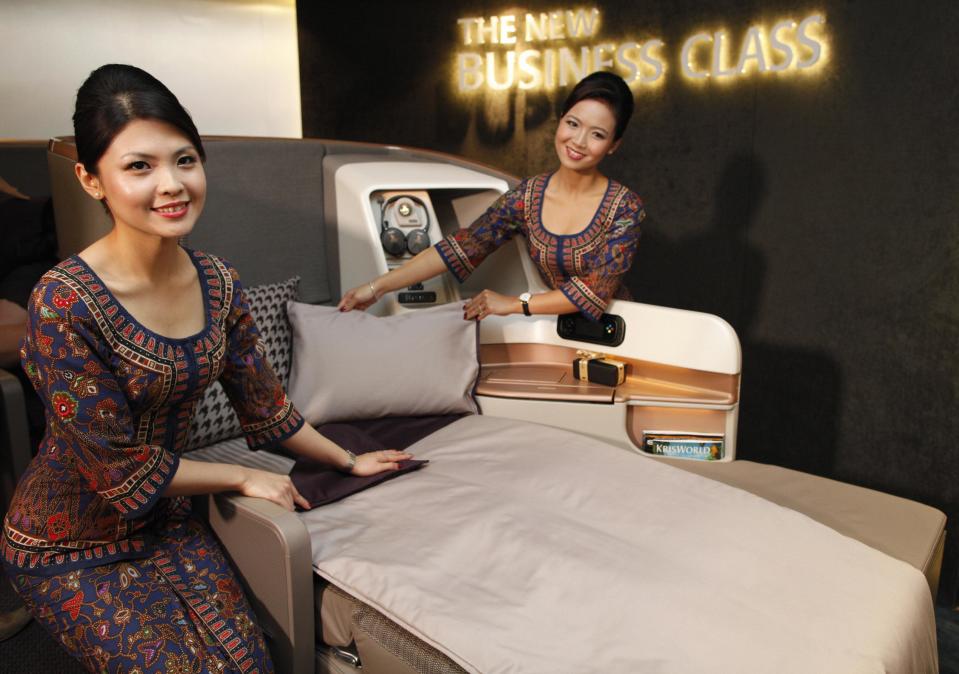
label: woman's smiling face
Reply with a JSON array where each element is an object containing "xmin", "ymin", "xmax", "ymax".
[
  {"xmin": 80, "ymin": 118, "xmax": 206, "ymax": 240},
  {"xmin": 554, "ymin": 98, "xmax": 621, "ymax": 173}
]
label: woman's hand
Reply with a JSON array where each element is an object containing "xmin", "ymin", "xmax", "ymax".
[
  {"xmin": 351, "ymin": 449, "xmax": 414, "ymax": 476},
  {"xmin": 238, "ymin": 467, "xmax": 311, "ymax": 511},
  {"xmin": 337, "ymin": 282, "xmax": 379, "ymax": 312},
  {"xmin": 463, "ymin": 289, "xmax": 518, "ymax": 321}
]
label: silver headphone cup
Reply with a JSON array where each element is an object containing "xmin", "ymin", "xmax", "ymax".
[
  {"xmin": 381, "ymin": 227, "xmax": 408, "ymax": 256},
  {"xmin": 406, "ymin": 229, "xmax": 431, "ymax": 255}
]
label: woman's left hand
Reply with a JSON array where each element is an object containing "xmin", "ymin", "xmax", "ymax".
[
  {"xmin": 463, "ymin": 290, "xmax": 517, "ymax": 321},
  {"xmin": 337, "ymin": 282, "xmax": 379, "ymax": 312},
  {"xmin": 351, "ymin": 449, "xmax": 414, "ymax": 476}
]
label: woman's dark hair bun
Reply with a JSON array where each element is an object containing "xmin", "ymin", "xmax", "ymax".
[
  {"xmin": 561, "ymin": 71, "xmax": 634, "ymax": 140},
  {"xmin": 73, "ymin": 64, "xmax": 205, "ymax": 173}
]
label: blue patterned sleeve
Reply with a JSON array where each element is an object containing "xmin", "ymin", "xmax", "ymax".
[
  {"xmin": 217, "ymin": 266, "xmax": 305, "ymax": 450},
  {"xmin": 434, "ymin": 182, "xmax": 527, "ymax": 282},
  {"xmin": 559, "ymin": 191, "xmax": 645, "ymax": 320},
  {"xmin": 20, "ymin": 278, "xmax": 178, "ymax": 519}
]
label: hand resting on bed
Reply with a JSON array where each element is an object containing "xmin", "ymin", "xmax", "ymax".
[
  {"xmin": 170, "ymin": 423, "xmax": 412, "ymax": 512},
  {"xmin": 351, "ymin": 449, "xmax": 414, "ymax": 475},
  {"xmin": 281, "ymin": 423, "xmax": 413, "ymax": 477},
  {"xmin": 290, "ymin": 416, "xmax": 455, "ymax": 509}
]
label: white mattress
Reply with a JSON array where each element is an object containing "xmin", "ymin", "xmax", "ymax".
[{"xmin": 296, "ymin": 415, "xmax": 937, "ymax": 674}]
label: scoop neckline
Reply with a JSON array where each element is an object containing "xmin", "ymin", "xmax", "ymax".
[
  {"xmin": 537, "ymin": 172, "xmax": 613, "ymax": 239},
  {"xmin": 70, "ymin": 247, "xmax": 212, "ymax": 344}
]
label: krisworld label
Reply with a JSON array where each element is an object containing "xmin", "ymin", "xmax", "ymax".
[{"xmin": 643, "ymin": 434, "xmax": 724, "ymax": 461}]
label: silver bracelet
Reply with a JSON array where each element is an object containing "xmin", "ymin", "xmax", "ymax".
[
  {"xmin": 368, "ymin": 280, "xmax": 377, "ymax": 299},
  {"xmin": 341, "ymin": 448, "xmax": 357, "ymax": 474}
]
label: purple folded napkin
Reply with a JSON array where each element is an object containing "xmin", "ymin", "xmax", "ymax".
[{"xmin": 290, "ymin": 414, "xmax": 463, "ymax": 509}]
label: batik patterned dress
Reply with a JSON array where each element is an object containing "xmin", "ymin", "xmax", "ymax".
[
  {"xmin": 2, "ymin": 249, "xmax": 304, "ymax": 673},
  {"xmin": 435, "ymin": 172, "xmax": 645, "ymax": 320}
]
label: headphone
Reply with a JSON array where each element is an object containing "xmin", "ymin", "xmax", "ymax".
[{"xmin": 380, "ymin": 194, "xmax": 432, "ymax": 257}]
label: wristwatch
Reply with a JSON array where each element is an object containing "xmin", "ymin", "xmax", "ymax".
[
  {"xmin": 519, "ymin": 292, "xmax": 532, "ymax": 316},
  {"xmin": 341, "ymin": 448, "xmax": 357, "ymax": 474}
]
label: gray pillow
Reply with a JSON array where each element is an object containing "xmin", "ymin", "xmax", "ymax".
[
  {"xmin": 184, "ymin": 276, "xmax": 300, "ymax": 450},
  {"xmin": 287, "ymin": 302, "xmax": 480, "ymax": 426}
]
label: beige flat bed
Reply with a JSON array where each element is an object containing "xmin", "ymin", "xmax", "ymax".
[{"xmin": 194, "ymin": 419, "xmax": 944, "ymax": 674}]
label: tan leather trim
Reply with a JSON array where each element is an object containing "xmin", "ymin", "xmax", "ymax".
[
  {"xmin": 651, "ymin": 458, "xmax": 947, "ymax": 596},
  {"xmin": 477, "ymin": 353, "xmax": 616, "ymax": 401},
  {"xmin": 479, "ymin": 343, "xmax": 739, "ymax": 405},
  {"xmin": 0, "ymin": 139, "xmax": 48, "ymax": 147},
  {"xmin": 48, "ymin": 137, "xmax": 77, "ymax": 160},
  {"xmin": 477, "ymin": 374, "xmax": 615, "ymax": 402}
]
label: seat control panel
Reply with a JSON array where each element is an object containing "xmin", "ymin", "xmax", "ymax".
[
  {"xmin": 557, "ymin": 312, "xmax": 626, "ymax": 347},
  {"xmin": 399, "ymin": 290, "xmax": 437, "ymax": 304}
]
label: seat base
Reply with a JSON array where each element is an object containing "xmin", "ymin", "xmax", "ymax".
[{"xmin": 651, "ymin": 457, "xmax": 946, "ymax": 596}]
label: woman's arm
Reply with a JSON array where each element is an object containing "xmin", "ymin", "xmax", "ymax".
[
  {"xmin": 163, "ymin": 425, "xmax": 413, "ymax": 512},
  {"xmin": 164, "ymin": 458, "xmax": 310, "ymax": 511},
  {"xmin": 338, "ymin": 251, "xmax": 581, "ymax": 320},
  {"xmin": 280, "ymin": 424, "xmax": 412, "ymax": 477},
  {"xmin": 339, "ymin": 184, "xmax": 527, "ymax": 311},
  {"xmin": 339, "ymin": 179, "xmax": 602, "ymax": 319},
  {"xmin": 463, "ymin": 288, "xmax": 578, "ymax": 320},
  {"xmin": 337, "ymin": 247, "xmax": 447, "ymax": 311}
]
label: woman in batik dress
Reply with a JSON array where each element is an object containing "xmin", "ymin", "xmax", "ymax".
[
  {"xmin": 1, "ymin": 64, "xmax": 411, "ymax": 674},
  {"xmin": 339, "ymin": 71, "xmax": 646, "ymax": 322}
]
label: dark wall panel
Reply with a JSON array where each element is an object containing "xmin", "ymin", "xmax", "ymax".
[{"xmin": 299, "ymin": 0, "xmax": 959, "ymax": 601}]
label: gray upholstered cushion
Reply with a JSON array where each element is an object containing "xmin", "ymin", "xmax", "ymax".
[
  {"xmin": 183, "ymin": 139, "xmax": 330, "ymax": 303},
  {"xmin": 287, "ymin": 303, "xmax": 480, "ymax": 425},
  {"xmin": 184, "ymin": 276, "xmax": 300, "ymax": 450}
]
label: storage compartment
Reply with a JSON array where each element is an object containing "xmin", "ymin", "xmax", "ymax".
[
  {"xmin": 476, "ymin": 342, "xmax": 739, "ymax": 460},
  {"xmin": 627, "ymin": 406, "xmax": 735, "ymax": 461}
]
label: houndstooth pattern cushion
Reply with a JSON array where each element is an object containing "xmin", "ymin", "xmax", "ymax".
[{"xmin": 183, "ymin": 276, "xmax": 300, "ymax": 450}]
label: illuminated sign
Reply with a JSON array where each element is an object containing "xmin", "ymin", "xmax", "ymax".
[{"xmin": 454, "ymin": 8, "xmax": 828, "ymax": 93}]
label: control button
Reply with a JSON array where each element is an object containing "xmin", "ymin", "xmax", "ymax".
[
  {"xmin": 398, "ymin": 202, "xmax": 412, "ymax": 217},
  {"xmin": 408, "ymin": 283, "xmax": 424, "ymax": 291},
  {"xmin": 398, "ymin": 291, "xmax": 437, "ymax": 304}
]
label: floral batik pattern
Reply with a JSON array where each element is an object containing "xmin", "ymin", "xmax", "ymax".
[
  {"xmin": 435, "ymin": 172, "xmax": 645, "ymax": 321},
  {"xmin": 3, "ymin": 249, "xmax": 303, "ymax": 576},
  {"xmin": 13, "ymin": 517, "xmax": 273, "ymax": 673},
  {"xmin": 1, "ymin": 248, "xmax": 301, "ymax": 671}
]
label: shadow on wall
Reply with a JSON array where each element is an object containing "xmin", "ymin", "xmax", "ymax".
[
  {"xmin": 435, "ymin": 82, "xmax": 561, "ymax": 154},
  {"xmin": 629, "ymin": 153, "xmax": 843, "ymax": 475}
]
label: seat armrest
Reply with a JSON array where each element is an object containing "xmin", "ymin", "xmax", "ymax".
[
  {"xmin": 199, "ymin": 493, "xmax": 315, "ymax": 674},
  {"xmin": 0, "ymin": 367, "xmax": 31, "ymax": 507}
]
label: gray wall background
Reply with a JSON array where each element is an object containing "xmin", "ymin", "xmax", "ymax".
[{"xmin": 298, "ymin": 0, "xmax": 959, "ymax": 602}]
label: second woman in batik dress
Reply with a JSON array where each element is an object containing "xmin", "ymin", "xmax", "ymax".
[{"xmin": 338, "ymin": 71, "xmax": 646, "ymax": 322}]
